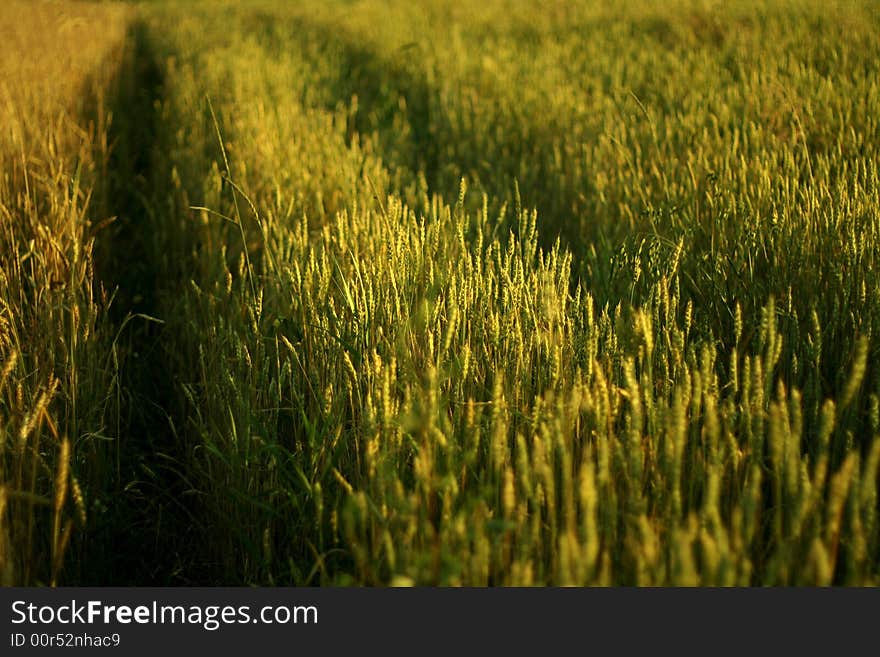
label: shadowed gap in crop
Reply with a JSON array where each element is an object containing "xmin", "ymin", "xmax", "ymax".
[{"xmin": 76, "ymin": 18, "xmax": 198, "ymax": 585}]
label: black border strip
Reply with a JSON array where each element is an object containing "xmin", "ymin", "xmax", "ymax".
[{"xmin": 2, "ymin": 587, "xmax": 877, "ymax": 655}]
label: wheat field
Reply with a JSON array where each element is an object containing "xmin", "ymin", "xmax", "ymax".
[{"xmin": 1, "ymin": 0, "xmax": 878, "ymax": 585}]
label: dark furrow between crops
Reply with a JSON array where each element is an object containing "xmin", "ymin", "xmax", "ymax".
[
  {"xmin": 81, "ymin": 20, "xmax": 198, "ymax": 585},
  {"xmin": 286, "ymin": 15, "xmax": 610, "ymax": 253}
]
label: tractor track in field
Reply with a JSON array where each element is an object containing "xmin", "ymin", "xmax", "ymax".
[{"xmin": 81, "ymin": 19, "xmax": 202, "ymax": 585}]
